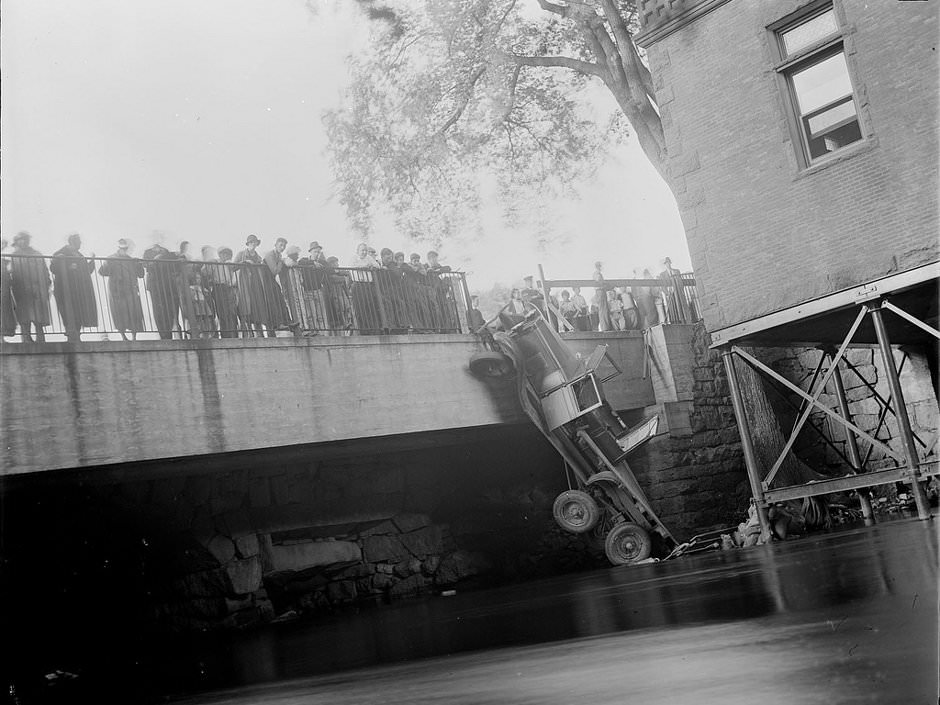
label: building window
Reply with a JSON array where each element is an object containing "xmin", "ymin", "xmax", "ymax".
[{"xmin": 773, "ymin": 5, "xmax": 863, "ymax": 164}]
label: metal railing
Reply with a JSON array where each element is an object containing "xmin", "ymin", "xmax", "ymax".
[
  {"xmin": 0, "ymin": 253, "xmax": 473, "ymax": 342},
  {"xmin": 538, "ymin": 271, "xmax": 701, "ymax": 332}
]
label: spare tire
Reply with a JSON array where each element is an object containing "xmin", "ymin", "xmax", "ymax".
[
  {"xmin": 469, "ymin": 351, "xmax": 515, "ymax": 378},
  {"xmin": 552, "ymin": 490, "xmax": 600, "ymax": 533}
]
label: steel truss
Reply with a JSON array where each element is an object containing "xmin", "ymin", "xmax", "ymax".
[{"xmin": 721, "ymin": 297, "xmax": 940, "ymax": 536}]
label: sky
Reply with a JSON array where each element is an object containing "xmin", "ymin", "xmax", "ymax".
[{"xmin": 1, "ymin": 0, "xmax": 691, "ymax": 291}]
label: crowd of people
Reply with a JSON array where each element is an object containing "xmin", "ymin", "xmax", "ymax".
[
  {"xmin": 501, "ymin": 259, "xmax": 694, "ymax": 333},
  {"xmin": 0, "ymin": 231, "xmax": 463, "ymax": 342}
]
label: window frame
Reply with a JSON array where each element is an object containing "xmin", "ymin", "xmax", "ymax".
[{"xmin": 769, "ymin": 3, "xmax": 865, "ymax": 168}]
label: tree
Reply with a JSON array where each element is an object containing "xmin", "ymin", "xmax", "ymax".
[{"xmin": 324, "ymin": 0, "xmax": 650, "ymax": 243}]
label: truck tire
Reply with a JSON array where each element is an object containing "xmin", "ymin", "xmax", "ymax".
[
  {"xmin": 604, "ymin": 523, "xmax": 652, "ymax": 565},
  {"xmin": 552, "ymin": 490, "xmax": 600, "ymax": 533},
  {"xmin": 469, "ymin": 351, "xmax": 515, "ymax": 378}
]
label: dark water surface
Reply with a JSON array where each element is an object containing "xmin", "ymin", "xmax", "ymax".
[{"xmin": 161, "ymin": 517, "xmax": 938, "ymax": 705}]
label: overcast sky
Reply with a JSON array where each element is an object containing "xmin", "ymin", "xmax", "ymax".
[{"xmin": 1, "ymin": 0, "xmax": 690, "ymax": 289}]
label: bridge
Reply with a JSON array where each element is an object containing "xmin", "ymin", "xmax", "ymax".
[{"xmin": 0, "ymin": 330, "xmax": 669, "ymax": 476}]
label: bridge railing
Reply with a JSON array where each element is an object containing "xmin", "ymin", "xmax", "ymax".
[
  {"xmin": 539, "ymin": 272, "xmax": 701, "ymax": 332},
  {"xmin": 0, "ymin": 253, "xmax": 473, "ymax": 342}
]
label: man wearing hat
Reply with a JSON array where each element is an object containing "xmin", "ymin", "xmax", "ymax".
[
  {"xmin": 520, "ymin": 275, "xmax": 545, "ymax": 312},
  {"xmin": 99, "ymin": 238, "xmax": 144, "ymax": 340},
  {"xmin": 306, "ymin": 241, "xmax": 328, "ymax": 268}
]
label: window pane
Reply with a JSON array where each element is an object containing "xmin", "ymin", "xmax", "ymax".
[
  {"xmin": 806, "ymin": 98, "xmax": 857, "ymax": 137},
  {"xmin": 781, "ymin": 9, "xmax": 838, "ymax": 56},
  {"xmin": 804, "ymin": 116, "xmax": 862, "ymax": 159},
  {"xmin": 791, "ymin": 52, "xmax": 853, "ymax": 114}
]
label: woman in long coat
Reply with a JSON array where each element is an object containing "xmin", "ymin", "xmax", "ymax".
[
  {"xmin": 99, "ymin": 239, "xmax": 144, "ymax": 340},
  {"xmin": 51, "ymin": 233, "xmax": 97, "ymax": 341},
  {"xmin": 10, "ymin": 231, "xmax": 52, "ymax": 342},
  {"xmin": 233, "ymin": 234, "xmax": 267, "ymax": 337}
]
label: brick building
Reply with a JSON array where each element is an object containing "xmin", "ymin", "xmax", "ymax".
[{"xmin": 635, "ymin": 0, "xmax": 939, "ymax": 530}]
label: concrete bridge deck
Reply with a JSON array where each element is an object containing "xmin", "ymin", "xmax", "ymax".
[{"xmin": 1, "ymin": 331, "xmax": 656, "ymax": 475}]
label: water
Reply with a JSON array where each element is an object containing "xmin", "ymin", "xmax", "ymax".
[
  {"xmin": 14, "ymin": 518, "xmax": 939, "ymax": 704},
  {"xmin": 163, "ymin": 518, "xmax": 938, "ymax": 704}
]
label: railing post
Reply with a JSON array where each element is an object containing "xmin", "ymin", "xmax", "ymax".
[
  {"xmin": 870, "ymin": 302, "xmax": 931, "ymax": 520},
  {"xmin": 722, "ymin": 348, "xmax": 772, "ymax": 539},
  {"xmin": 460, "ymin": 273, "xmax": 473, "ymax": 334},
  {"xmin": 826, "ymin": 346, "xmax": 875, "ymax": 524}
]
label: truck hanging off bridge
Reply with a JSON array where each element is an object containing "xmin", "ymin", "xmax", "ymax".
[{"xmin": 469, "ymin": 306, "xmax": 685, "ymax": 565}]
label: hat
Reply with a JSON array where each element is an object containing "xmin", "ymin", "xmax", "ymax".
[
  {"xmin": 117, "ymin": 238, "xmax": 129, "ymax": 248},
  {"xmin": 523, "ymin": 275, "xmax": 534, "ymax": 282},
  {"xmin": 246, "ymin": 234, "xmax": 261, "ymax": 245},
  {"xmin": 308, "ymin": 241, "xmax": 322, "ymax": 251}
]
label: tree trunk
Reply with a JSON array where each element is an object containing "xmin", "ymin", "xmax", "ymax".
[{"xmin": 736, "ymin": 347, "xmax": 828, "ymax": 489}]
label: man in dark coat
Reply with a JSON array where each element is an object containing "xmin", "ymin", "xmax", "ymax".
[
  {"xmin": 143, "ymin": 238, "xmax": 181, "ymax": 339},
  {"xmin": 9, "ymin": 231, "xmax": 51, "ymax": 342},
  {"xmin": 99, "ymin": 239, "xmax": 144, "ymax": 340},
  {"xmin": 51, "ymin": 233, "xmax": 97, "ymax": 342}
]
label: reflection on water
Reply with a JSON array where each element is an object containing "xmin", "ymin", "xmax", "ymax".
[{"xmin": 167, "ymin": 518, "xmax": 936, "ymax": 699}]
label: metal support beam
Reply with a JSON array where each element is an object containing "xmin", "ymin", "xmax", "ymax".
[
  {"xmin": 870, "ymin": 303, "xmax": 931, "ymax": 520},
  {"xmin": 763, "ymin": 466, "xmax": 932, "ymax": 504},
  {"xmin": 827, "ymin": 349, "xmax": 874, "ymax": 523},
  {"xmin": 721, "ymin": 349, "xmax": 771, "ymax": 538},
  {"xmin": 732, "ymin": 346, "xmax": 903, "ymax": 469},
  {"xmin": 882, "ymin": 300, "xmax": 940, "ymax": 340}
]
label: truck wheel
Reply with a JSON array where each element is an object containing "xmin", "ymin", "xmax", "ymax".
[
  {"xmin": 552, "ymin": 490, "xmax": 600, "ymax": 533},
  {"xmin": 469, "ymin": 351, "xmax": 515, "ymax": 378},
  {"xmin": 604, "ymin": 523, "xmax": 652, "ymax": 565}
]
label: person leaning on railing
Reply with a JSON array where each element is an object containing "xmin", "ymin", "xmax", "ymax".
[
  {"xmin": 143, "ymin": 240, "xmax": 181, "ymax": 340},
  {"xmin": 202, "ymin": 247, "xmax": 240, "ymax": 338},
  {"xmin": 99, "ymin": 238, "xmax": 144, "ymax": 341},
  {"xmin": 50, "ymin": 233, "xmax": 98, "ymax": 342},
  {"xmin": 10, "ymin": 232, "xmax": 52, "ymax": 342}
]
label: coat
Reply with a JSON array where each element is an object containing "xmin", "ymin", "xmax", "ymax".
[
  {"xmin": 11, "ymin": 246, "xmax": 52, "ymax": 325},
  {"xmin": 233, "ymin": 248, "xmax": 267, "ymax": 324},
  {"xmin": 99, "ymin": 252, "xmax": 144, "ymax": 331},
  {"xmin": 51, "ymin": 245, "xmax": 98, "ymax": 329}
]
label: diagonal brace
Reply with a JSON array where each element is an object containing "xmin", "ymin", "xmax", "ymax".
[
  {"xmin": 882, "ymin": 300, "xmax": 940, "ymax": 340},
  {"xmin": 732, "ymin": 345, "xmax": 903, "ymax": 490},
  {"xmin": 751, "ymin": 306, "xmax": 869, "ymax": 489}
]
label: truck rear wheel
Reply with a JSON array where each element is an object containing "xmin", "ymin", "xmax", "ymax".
[
  {"xmin": 604, "ymin": 523, "xmax": 652, "ymax": 565},
  {"xmin": 552, "ymin": 490, "xmax": 600, "ymax": 533}
]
